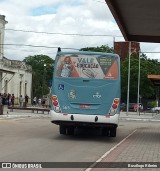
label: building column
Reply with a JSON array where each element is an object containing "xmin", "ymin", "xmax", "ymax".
[{"xmin": 0, "ymin": 15, "xmax": 8, "ymax": 60}]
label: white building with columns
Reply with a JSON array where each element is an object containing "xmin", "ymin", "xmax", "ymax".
[{"xmin": 0, "ymin": 15, "xmax": 32, "ymax": 104}]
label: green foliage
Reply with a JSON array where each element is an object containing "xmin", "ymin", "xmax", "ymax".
[
  {"xmin": 121, "ymin": 53, "xmax": 159, "ymax": 102},
  {"xmin": 80, "ymin": 45, "xmax": 114, "ymax": 53},
  {"xmin": 23, "ymin": 54, "xmax": 54, "ymax": 98},
  {"xmin": 148, "ymin": 101, "xmax": 157, "ymax": 108}
]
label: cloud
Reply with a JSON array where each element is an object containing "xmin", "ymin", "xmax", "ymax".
[{"xmin": 1, "ymin": 0, "xmax": 159, "ymax": 61}]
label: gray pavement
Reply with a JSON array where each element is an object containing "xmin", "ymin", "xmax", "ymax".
[
  {"xmin": 1, "ymin": 106, "xmax": 160, "ymax": 170},
  {"xmin": 120, "ymin": 111, "xmax": 160, "ymax": 121},
  {"xmin": 0, "ymin": 106, "xmax": 50, "ymax": 119}
]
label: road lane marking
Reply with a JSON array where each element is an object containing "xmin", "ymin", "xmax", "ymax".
[{"xmin": 85, "ymin": 129, "xmax": 137, "ymax": 171}]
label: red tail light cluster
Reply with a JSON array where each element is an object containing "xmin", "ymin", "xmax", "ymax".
[
  {"xmin": 52, "ymin": 95, "xmax": 61, "ymax": 112},
  {"xmin": 109, "ymin": 98, "xmax": 119, "ymax": 115}
]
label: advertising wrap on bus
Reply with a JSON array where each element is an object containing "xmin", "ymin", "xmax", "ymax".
[
  {"xmin": 50, "ymin": 51, "xmax": 121, "ymax": 137},
  {"xmin": 56, "ymin": 54, "xmax": 118, "ymax": 79}
]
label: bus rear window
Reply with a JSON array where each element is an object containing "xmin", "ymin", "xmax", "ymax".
[{"xmin": 56, "ymin": 54, "xmax": 118, "ymax": 79}]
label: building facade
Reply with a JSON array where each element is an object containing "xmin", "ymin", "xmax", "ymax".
[
  {"xmin": 0, "ymin": 15, "xmax": 32, "ymax": 104},
  {"xmin": 114, "ymin": 41, "xmax": 140, "ymax": 60}
]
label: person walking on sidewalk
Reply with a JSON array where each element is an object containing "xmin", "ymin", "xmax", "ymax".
[
  {"xmin": 33, "ymin": 97, "xmax": 37, "ymax": 106},
  {"xmin": 25, "ymin": 94, "xmax": 29, "ymax": 107},
  {"xmin": 11, "ymin": 94, "xmax": 15, "ymax": 107},
  {"xmin": 0, "ymin": 94, "xmax": 2, "ymax": 105},
  {"xmin": 19, "ymin": 95, "xmax": 24, "ymax": 108}
]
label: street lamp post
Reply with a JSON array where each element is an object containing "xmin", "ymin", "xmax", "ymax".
[
  {"xmin": 42, "ymin": 63, "xmax": 46, "ymax": 97},
  {"xmin": 126, "ymin": 42, "xmax": 131, "ymax": 115},
  {"xmin": 137, "ymin": 50, "xmax": 141, "ymax": 115}
]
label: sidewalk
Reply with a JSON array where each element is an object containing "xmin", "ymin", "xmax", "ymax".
[
  {"xmin": 87, "ymin": 112, "xmax": 160, "ymax": 171},
  {"xmin": 119, "ymin": 111, "xmax": 160, "ymax": 121},
  {"xmin": 0, "ymin": 106, "xmax": 50, "ymax": 119},
  {"xmin": 89, "ymin": 124, "xmax": 160, "ymax": 171}
]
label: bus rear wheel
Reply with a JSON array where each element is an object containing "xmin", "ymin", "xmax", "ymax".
[
  {"xmin": 101, "ymin": 127, "xmax": 109, "ymax": 136},
  {"xmin": 109, "ymin": 127, "xmax": 117, "ymax": 137},
  {"xmin": 67, "ymin": 127, "xmax": 74, "ymax": 135},
  {"xmin": 59, "ymin": 125, "xmax": 67, "ymax": 135}
]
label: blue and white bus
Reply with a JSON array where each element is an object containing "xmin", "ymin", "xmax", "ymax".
[{"xmin": 50, "ymin": 49, "xmax": 120, "ymax": 137}]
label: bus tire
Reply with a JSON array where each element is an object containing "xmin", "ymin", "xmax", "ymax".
[
  {"xmin": 67, "ymin": 127, "xmax": 74, "ymax": 135},
  {"xmin": 59, "ymin": 125, "xmax": 66, "ymax": 135},
  {"xmin": 109, "ymin": 127, "xmax": 117, "ymax": 137},
  {"xmin": 102, "ymin": 128, "xmax": 109, "ymax": 136}
]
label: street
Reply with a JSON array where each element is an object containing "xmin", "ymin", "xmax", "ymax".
[{"xmin": 0, "ymin": 116, "xmax": 158, "ymax": 170}]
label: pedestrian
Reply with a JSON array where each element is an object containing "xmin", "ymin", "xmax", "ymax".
[
  {"xmin": 2, "ymin": 93, "xmax": 6, "ymax": 105},
  {"xmin": 38, "ymin": 98, "xmax": 41, "ymax": 106},
  {"xmin": 33, "ymin": 97, "xmax": 37, "ymax": 106},
  {"xmin": 11, "ymin": 94, "xmax": 15, "ymax": 106},
  {"xmin": 19, "ymin": 95, "xmax": 24, "ymax": 108},
  {"xmin": 25, "ymin": 94, "xmax": 29, "ymax": 107},
  {"xmin": 42, "ymin": 98, "xmax": 46, "ymax": 107},
  {"xmin": 0, "ymin": 94, "xmax": 2, "ymax": 105},
  {"xmin": 8, "ymin": 94, "xmax": 12, "ymax": 107}
]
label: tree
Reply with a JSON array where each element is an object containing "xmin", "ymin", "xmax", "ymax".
[
  {"xmin": 23, "ymin": 55, "xmax": 54, "ymax": 99},
  {"xmin": 80, "ymin": 45, "xmax": 113, "ymax": 53},
  {"xmin": 121, "ymin": 53, "xmax": 159, "ymax": 102}
]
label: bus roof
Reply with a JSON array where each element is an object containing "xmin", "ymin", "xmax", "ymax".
[{"xmin": 57, "ymin": 51, "xmax": 119, "ymax": 57}]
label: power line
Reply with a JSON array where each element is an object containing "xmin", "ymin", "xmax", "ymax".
[
  {"xmin": 4, "ymin": 28, "xmax": 122, "ymax": 37},
  {"xmin": 1, "ymin": 44, "xmax": 80, "ymax": 50},
  {"xmin": 4, "ymin": 46, "xmax": 58, "ymax": 54},
  {"xmin": 3, "ymin": 44, "xmax": 160, "ymax": 54}
]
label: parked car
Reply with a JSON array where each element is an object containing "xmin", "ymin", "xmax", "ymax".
[
  {"xmin": 120, "ymin": 103, "xmax": 126, "ymax": 111},
  {"xmin": 120, "ymin": 103, "xmax": 135, "ymax": 111},
  {"xmin": 129, "ymin": 103, "xmax": 135, "ymax": 111},
  {"xmin": 151, "ymin": 107, "xmax": 160, "ymax": 114}
]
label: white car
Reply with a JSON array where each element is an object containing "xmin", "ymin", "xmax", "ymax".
[{"xmin": 151, "ymin": 107, "xmax": 160, "ymax": 114}]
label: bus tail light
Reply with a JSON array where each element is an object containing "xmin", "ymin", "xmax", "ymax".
[
  {"xmin": 52, "ymin": 95, "xmax": 61, "ymax": 112},
  {"xmin": 112, "ymin": 103, "xmax": 117, "ymax": 109},
  {"xmin": 109, "ymin": 98, "xmax": 119, "ymax": 115},
  {"xmin": 53, "ymin": 101, "xmax": 59, "ymax": 106},
  {"xmin": 114, "ymin": 98, "xmax": 119, "ymax": 104}
]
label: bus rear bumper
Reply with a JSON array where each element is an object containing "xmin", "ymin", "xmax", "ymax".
[{"xmin": 50, "ymin": 110, "xmax": 119, "ymax": 127}]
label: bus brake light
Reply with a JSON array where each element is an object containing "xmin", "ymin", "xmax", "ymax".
[
  {"xmin": 53, "ymin": 101, "xmax": 59, "ymax": 106},
  {"xmin": 112, "ymin": 104, "xmax": 117, "ymax": 109}
]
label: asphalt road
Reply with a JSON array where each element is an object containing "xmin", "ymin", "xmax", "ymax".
[{"xmin": 0, "ymin": 117, "xmax": 154, "ymax": 170}]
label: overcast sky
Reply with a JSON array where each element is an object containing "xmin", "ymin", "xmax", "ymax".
[{"xmin": 0, "ymin": 0, "xmax": 160, "ymax": 61}]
